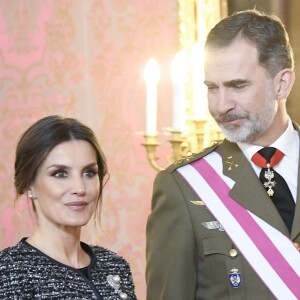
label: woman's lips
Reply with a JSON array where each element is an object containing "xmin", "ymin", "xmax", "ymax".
[{"xmin": 65, "ymin": 201, "xmax": 88, "ymax": 210}]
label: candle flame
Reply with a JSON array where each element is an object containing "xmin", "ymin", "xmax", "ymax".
[
  {"xmin": 144, "ymin": 58, "xmax": 160, "ymax": 83},
  {"xmin": 171, "ymin": 50, "xmax": 187, "ymax": 84},
  {"xmin": 191, "ymin": 41, "xmax": 205, "ymax": 65},
  {"xmin": 192, "ymin": 41, "xmax": 208, "ymax": 120}
]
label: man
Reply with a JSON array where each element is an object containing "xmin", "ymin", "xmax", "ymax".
[{"xmin": 146, "ymin": 9, "xmax": 300, "ymax": 299}]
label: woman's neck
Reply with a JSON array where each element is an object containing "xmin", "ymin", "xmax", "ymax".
[{"xmin": 27, "ymin": 228, "xmax": 90, "ymax": 268}]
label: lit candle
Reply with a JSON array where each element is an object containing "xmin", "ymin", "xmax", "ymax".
[
  {"xmin": 192, "ymin": 41, "xmax": 208, "ymax": 120},
  {"xmin": 171, "ymin": 50, "xmax": 187, "ymax": 131},
  {"xmin": 144, "ymin": 58, "xmax": 160, "ymax": 136}
]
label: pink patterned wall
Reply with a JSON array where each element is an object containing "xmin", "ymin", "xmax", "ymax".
[{"xmin": 0, "ymin": 1, "xmax": 179, "ymax": 299}]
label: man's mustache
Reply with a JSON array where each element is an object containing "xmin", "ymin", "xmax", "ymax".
[{"xmin": 214, "ymin": 112, "xmax": 249, "ymax": 123}]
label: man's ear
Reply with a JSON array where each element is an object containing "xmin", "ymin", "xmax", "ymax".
[{"xmin": 274, "ymin": 68, "xmax": 295, "ymax": 100}]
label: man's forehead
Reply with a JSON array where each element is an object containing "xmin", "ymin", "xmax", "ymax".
[
  {"xmin": 204, "ymin": 41, "xmax": 261, "ymax": 80},
  {"xmin": 205, "ymin": 38, "xmax": 259, "ymax": 62}
]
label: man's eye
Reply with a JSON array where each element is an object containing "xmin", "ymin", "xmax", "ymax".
[
  {"xmin": 234, "ymin": 84, "xmax": 247, "ymax": 89},
  {"xmin": 207, "ymin": 86, "xmax": 218, "ymax": 91}
]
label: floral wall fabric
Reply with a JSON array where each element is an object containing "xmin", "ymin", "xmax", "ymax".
[{"xmin": 0, "ymin": 1, "xmax": 179, "ymax": 298}]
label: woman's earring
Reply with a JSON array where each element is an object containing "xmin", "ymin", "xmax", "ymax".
[{"xmin": 28, "ymin": 191, "xmax": 34, "ymax": 199}]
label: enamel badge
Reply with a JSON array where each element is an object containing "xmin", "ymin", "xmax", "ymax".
[{"xmin": 229, "ymin": 268, "xmax": 241, "ymax": 288}]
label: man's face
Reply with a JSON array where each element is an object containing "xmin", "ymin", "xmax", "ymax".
[{"xmin": 204, "ymin": 38, "xmax": 278, "ymax": 144}]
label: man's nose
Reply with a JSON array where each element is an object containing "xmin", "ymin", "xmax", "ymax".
[{"xmin": 215, "ymin": 89, "xmax": 235, "ymax": 114}]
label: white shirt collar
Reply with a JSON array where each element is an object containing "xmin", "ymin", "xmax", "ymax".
[{"xmin": 238, "ymin": 118, "xmax": 297, "ymax": 162}]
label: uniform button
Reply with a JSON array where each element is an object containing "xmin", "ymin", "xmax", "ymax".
[
  {"xmin": 229, "ymin": 248, "xmax": 238, "ymax": 257},
  {"xmin": 294, "ymin": 242, "xmax": 300, "ymax": 251}
]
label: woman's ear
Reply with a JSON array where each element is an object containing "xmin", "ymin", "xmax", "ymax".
[
  {"xmin": 274, "ymin": 68, "xmax": 295, "ymax": 100},
  {"xmin": 27, "ymin": 190, "xmax": 33, "ymax": 199},
  {"xmin": 27, "ymin": 189, "xmax": 37, "ymax": 200}
]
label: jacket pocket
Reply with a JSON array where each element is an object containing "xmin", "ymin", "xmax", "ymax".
[{"xmin": 201, "ymin": 235, "xmax": 245, "ymax": 299}]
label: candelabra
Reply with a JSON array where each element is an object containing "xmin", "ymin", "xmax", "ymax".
[
  {"xmin": 142, "ymin": 117, "xmax": 225, "ymax": 171},
  {"xmin": 142, "ymin": 0, "xmax": 227, "ymax": 171}
]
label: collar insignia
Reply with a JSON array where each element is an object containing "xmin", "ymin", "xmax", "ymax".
[{"xmin": 225, "ymin": 156, "xmax": 239, "ymax": 171}]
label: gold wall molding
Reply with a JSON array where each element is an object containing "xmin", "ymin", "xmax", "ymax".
[{"xmin": 178, "ymin": 0, "xmax": 228, "ymax": 51}]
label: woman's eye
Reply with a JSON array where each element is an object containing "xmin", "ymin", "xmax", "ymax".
[
  {"xmin": 52, "ymin": 170, "xmax": 68, "ymax": 178},
  {"xmin": 84, "ymin": 169, "xmax": 98, "ymax": 177}
]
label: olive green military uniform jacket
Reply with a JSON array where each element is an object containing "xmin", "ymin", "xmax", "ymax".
[{"xmin": 146, "ymin": 129, "xmax": 300, "ymax": 300}]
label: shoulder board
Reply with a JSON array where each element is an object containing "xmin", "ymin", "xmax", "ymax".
[{"xmin": 166, "ymin": 142, "xmax": 219, "ymax": 173}]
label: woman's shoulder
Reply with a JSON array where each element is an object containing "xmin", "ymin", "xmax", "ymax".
[
  {"xmin": 89, "ymin": 244, "xmax": 129, "ymax": 264},
  {"xmin": 0, "ymin": 239, "xmax": 26, "ymax": 259},
  {"xmin": 0, "ymin": 239, "xmax": 30, "ymax": 272}
]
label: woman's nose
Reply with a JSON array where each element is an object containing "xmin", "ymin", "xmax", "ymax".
[{"xmin": 71, "ymin": 176, "xmax": 86, "ymax": 195}]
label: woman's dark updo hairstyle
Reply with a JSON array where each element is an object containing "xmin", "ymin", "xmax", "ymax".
[{"xmin": 14, "ymin": 115, "xmax": 108, "ymax": 216}]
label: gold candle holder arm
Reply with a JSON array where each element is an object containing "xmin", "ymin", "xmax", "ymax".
[
  {"xmin": 169, "ymin": 130, "xmax": 186, "ymax": 162},
  {"xmin": 142, "ymin": 135, "xmax": 164, "ymax": 172},
  {"xmin": 193, "ymin": 119, "xmax": 206, "ymax": 152}
]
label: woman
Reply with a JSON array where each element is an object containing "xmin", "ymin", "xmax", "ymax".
[{"xmin": 0, "ymin": 115, "xmax": 137, "ymax": 299}]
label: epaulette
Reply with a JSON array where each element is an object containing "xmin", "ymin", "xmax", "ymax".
[{"xmin": 166, "ymin": 142, "xmax": 219, "ymax": 173}]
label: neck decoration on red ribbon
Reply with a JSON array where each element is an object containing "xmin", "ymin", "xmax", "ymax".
[
  {"xmin": 252, "ymin": 148, "xmax": 284, "ymax": 168},
  {"xmin": 251, "ymin": 148, "xmax": 284, "ymax": 197}
]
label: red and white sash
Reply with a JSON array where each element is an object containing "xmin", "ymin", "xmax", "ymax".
[{"xmin": 177, "ymin": 151, "xmax": 300, "ymax": 299}]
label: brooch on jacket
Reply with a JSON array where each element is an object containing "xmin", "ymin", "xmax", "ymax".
[{"xmin": 107, "ymin": 275, "xmax": 128, "ymax": 299}]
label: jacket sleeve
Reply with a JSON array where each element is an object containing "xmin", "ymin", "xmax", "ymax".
[
  {"xmin": 146, "ymin": 170, "xmax": 197, "ymax": 300},
  {"xmin": 119, "ymin": 257, "xmax": 138, "ymax": 300},
  {"xmin": 0, "ymin": 252, "xmax": 15, "ymax": 298}
]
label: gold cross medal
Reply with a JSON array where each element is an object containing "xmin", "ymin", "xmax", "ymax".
[{"xmin": 263, "ymin": 164, "xmax": 276, "ymax": 196}]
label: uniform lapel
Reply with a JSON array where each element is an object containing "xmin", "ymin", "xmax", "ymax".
[
  {"xmin": 217, "ymin": 140, "xmax": 289, "ymax": 235},
  {"xmin": 291, "ymin": 126, "xmax": 300, "ymax": 240}
]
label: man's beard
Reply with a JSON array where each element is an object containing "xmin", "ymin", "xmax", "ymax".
[{"xmin": 213, "ymin": 91, "xmax": 277, "ymax": 143}]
